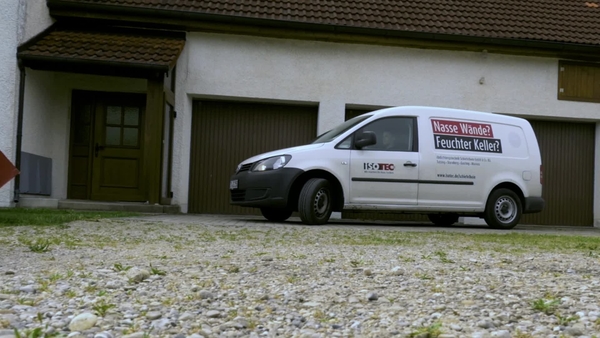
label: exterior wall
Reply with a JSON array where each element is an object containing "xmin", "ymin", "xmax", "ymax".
[
  {"xmin": 595, "ymin": 123, "xmax": 600, "ymax": 227},
  {"xmin": 172, "ymin": 32, "xmax": 600, "ymax": 214},
  {"xmin": 172, "ymin": 42, "xmax": 194, "ymax": 213},
  {"xmin": 0, "ymin": 0, "xmax": 53, "ymax": 207},
  {"xmin": 0, "ymin": 0, "xmax": 22, "ymax": 207},
  {"xmin": 20, "ymin": 71, "xmax": 146, "ymax": 200},
  {"xmin": 18, "ymin": 0, "xmax": 54, "ymax": 44}
]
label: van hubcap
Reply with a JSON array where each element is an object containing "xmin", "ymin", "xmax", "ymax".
[
  {"xmin": 495, "ymin": 196, "xmax": 517, "ymax": 223},
  {"xmin": 313, "ymin": 188, "xmax": 329, "ymax": 217}
]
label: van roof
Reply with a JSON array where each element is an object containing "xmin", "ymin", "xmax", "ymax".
[{"xmin": 366, "ymin": 106, "xmax": 527, "ymax": 125}]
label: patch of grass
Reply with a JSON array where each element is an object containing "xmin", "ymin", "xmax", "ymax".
[
  {"xmin": 226, "ymin": 265, "xmax": 240, "ymax": 273},
  {"xmin": 84, "ymin": 285, "xmax": 97, "ymax": 293},
  {"xmin": 409, "ymin": 321, "xmax": 443, "ymax": 338},
  {"xmin": 0, "ymin": 208, "xmax": 138, "ymax": 227},
  {"xmin": 13, "ymin": 327, "xmax": 59, "ymax": 338},
  {"xmin": 349, "ymin": 259, "xmax": 363, "ymax": 268},
  {"xmin": 286, "ymin": 275, "xmax": 300, "ymax": 284},
  {"xmin": 37, "ymin": 280, "xmax": 50, "ymax": 292},
  {"xmin": 513, "ymin": 330, "xmax": 534, "ymax": 338},
  {"xmin": 149, "ymin": 264, "xmax": 166, "ymax": 276},
  {"xmin": 434, "ymin": 251, "xmax": 455, "ymax": 264},
  {"xmin": 416, "ymin": 273, "xmax": 434, "ymax": 280},
  {"xmin": 532, "ymin": 297, "xmax": 560, "ymax": 315},
  {"xmin": 113, "ymin": 263, "xmax": 132, "ymax": 272},
  {"xmin": 398, "ymin": 255, "xmax": 415, "ymax": 262},
  {"xmin": 455, "ymin": 232, "xmax": 600, "ymax": 254},
  {"xmin": 556, "ymin": 313, "xmax": 579, "ymax": 326},
  {"xmin": 27, "ymin": 239, "xmax": 51, "ymax": 253},
  {"xmin": 48, "ymin": 273, "xmax": 62, "ymax": 282},
  {"xmin": 313, "ymin": 309, "xmax": 328, "ymax": 323},
  {"xmin": 17, "ymin": 298, "xmax": 37, "ymax": 306},
  {"xmin": 92, "ymin": 299, "xmax": 115, "ymax": 317},
  {"xmin": 323, "ymin": 228, "xmax": 600, "ymax": 254}
]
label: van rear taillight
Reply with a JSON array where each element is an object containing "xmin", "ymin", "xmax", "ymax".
[{"xmin": 540, "ymin": 165, "xmax": 543, "ymax": 185}]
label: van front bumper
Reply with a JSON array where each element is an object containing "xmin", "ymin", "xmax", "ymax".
[
  {"xmin": 229, "ymin": 168, "xmax": 304, "ymax": 208},
  {"xmin": 523, "ymin": 197, "xmax": 545, "ymax": 214}
]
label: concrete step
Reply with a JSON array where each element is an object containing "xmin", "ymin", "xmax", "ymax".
[{"xmin": 57, "ymin": 200, "xmax": 180, "ymax": 214}]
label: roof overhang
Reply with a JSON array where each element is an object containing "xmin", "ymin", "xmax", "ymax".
[
  {"xmin": 45, "ymin": 0, "xmax": 600, "ymax": 61},
  {"xmin": 17, "ymin": 23, "xmax": 186, "ymax": 78}
]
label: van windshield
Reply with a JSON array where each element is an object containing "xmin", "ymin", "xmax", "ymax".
[{"xmin": 312, "ymin": 115, "xmax": 372, "ymax": 144}]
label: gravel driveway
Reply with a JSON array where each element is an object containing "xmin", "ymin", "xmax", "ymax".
[{"xmin": 1, "ymin": 215, "xmax": 600, "ymax": 338}]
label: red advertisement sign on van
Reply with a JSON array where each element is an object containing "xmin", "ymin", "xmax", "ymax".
[{"xmin": 431, "ymin": 119, "xmax": 494, "ymax": 138}]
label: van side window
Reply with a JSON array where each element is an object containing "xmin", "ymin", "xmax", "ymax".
[
  {"xmin": 337, "ymin": 136, "xmax": 352, "ymax": 149},
  {"xmin": 355, "ymin": 117, "xmax": 415, "ymax": 152}
]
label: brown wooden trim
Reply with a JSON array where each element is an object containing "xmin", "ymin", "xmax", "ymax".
[
  {"xmin": 67, "ymin": 90, "xmax": 95, "ymax": 200},
  {"xmin": 144, "ymin": 78, "xmax": 165, "ymax": 204}
]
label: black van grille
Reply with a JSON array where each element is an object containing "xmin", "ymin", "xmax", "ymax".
[{"xmin": 231, "ymin": 189, "xmax": 245, "ymax": 202}]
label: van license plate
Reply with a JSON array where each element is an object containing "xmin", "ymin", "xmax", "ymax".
[{"xmin": 230, "ymin": 180, "xmax": 238, "ymax": 190}]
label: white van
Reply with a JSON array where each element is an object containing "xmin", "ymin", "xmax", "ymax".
[{"xmin": 229, "ymin": 106, "xmax": 544, "ymax": 229}]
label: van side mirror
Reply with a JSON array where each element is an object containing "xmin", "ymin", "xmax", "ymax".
[{"xmin": 355, "ymin": 131, "xmax": 377, "ymax": 149}]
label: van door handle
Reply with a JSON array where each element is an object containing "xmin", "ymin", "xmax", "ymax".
[{"xmin": 403, "ymin": 162, "xmax": 417, "ymax": 167}]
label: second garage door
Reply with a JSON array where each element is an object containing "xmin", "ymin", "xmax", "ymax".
[
  {"xmin": 189, "ymin": 100, "xmax": 318, "ymax": 214},
  {"xmin": 520, "ymin": 120, "xmax": 595, "ymax": 226}
]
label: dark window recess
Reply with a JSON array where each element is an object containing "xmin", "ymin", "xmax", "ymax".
[
  {"xmin": 558, "ymin": 61, "xmax": 600, "ymax": 103},
  {"xmin": 20, "ymin": 152, "xmax": 52, "ymax": 196}
]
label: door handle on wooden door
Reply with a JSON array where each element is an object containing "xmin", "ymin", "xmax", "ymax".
[{"xmin": 95, "ymin": 143, "xmax": 105, "ymax": 157}]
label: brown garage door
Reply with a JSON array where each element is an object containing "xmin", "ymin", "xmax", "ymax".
[
  {"xmin": 344, "ymin": 109, "xmax": 595, "ymax": 226},
  {"xmin": 521, "ymin": 120, "xmax": 595, "ymax": 226},
  {"xmin": 189, "ymin": 100, "xmax": 318, "ymax": 214}
]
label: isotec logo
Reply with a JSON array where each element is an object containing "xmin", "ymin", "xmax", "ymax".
[{"xmin": 364, "ymin": 163, "xmax": 395, "ymax": 171}]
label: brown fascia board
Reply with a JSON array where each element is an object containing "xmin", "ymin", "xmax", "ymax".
[
  {"xmin": 46, "ymin": 0, "xmax": 600, "ymax": 58},
  {"xmin": 19, "ymin": 54, "xmax": 171, "ymax": 75}
]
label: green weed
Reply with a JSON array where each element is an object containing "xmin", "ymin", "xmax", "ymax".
[
  {"xmin": 532, "ymin": 298, "xmax": 560, "ymax": 315},
  {"xmin": 92, "ymin": 299, "xmax": 116, "ymax": 317},
  {"xmin": 149, "ymin": 264, "xmax": 166, "ymax": 276},
  {"xmin": 28, "ymin": 239, "xmax": 51, "ymax": 253},
  {"xmin": 409, "ymin": 321, "xmax": 443, "ymax": 338}
]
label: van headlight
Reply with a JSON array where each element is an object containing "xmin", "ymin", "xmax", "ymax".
[{"xmin": 252, "ymin": 155, "xmax": 292, "ymax": 172}]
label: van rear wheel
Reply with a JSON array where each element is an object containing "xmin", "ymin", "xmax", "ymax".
[
  {"xmin": 260, "ymin": 207, "xmax": 293, "ymax": 222},
  {"xmin": 298, "ymin": 178, "xmax": 333, "ymax": 225},
  {"xmin": 428, "ymin": 214, "xmax": 459, "ymax": 226},
  {"xmin": 484, "ymin": 188, "xmax": 522, "ymax": 229}
]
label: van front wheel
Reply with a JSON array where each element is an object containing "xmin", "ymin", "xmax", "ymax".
[
  {"xmin": 298, "ymin": 178, "xmax": 333, "ymax": 225},
  {"xmin": 484, "ymin": 188, "xmax": 522, "ymax": 229}
]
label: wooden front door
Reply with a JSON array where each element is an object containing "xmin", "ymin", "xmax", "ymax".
[{"xmin": 68, "ymin": 91, "xmax": 147, "ymax": 202}]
